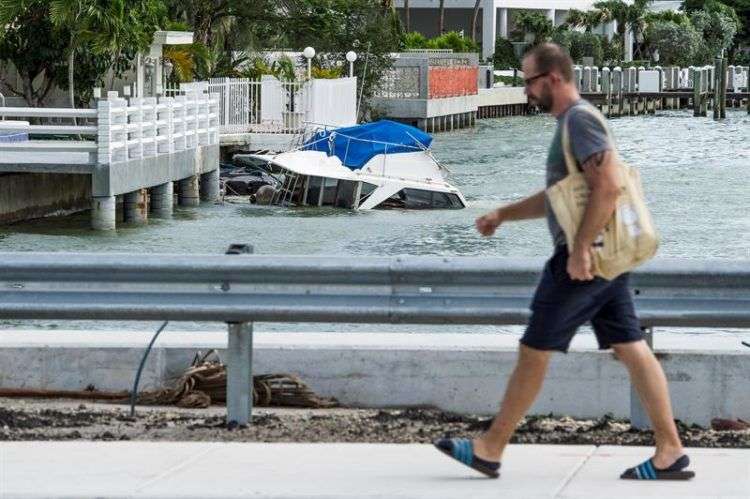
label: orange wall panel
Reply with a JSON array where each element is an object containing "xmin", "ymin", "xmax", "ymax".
[{"xmin": 428, "ymin": 67, "xmax": 478, "ymax": 99}]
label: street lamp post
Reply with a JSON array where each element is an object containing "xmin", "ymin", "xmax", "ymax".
[
  {"xmin": 303, "ymin": 46, "xmax": 316, "ymax": 80},
  {"xmin": 346, "ymin": 51, "xmax": 358, "ymax": 78}
]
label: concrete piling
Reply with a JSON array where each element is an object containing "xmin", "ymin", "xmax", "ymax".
[
  {"xmin": 601, "ymin": 68, "xmax": 611, "ymax": 118},
  {"xmin": 694, "ymin": 70, "xmax": 702, "ymax": 117},
  {"xmin": 178, "ymin": 175, "xmax": 200, "ymax": 206},
  {"xmin": 200, "ymin": 169, "xmax": 221, "ymax": 202},
  {"xmin": 714, "ymin": 57, "xmax": 722, "ymax": 120},
  {"xmin": 720, "ymin": 58, "xmax": 727, "ymax": 119},
  {"xmin": 123, "ymin": 189, "xmax": 148, "ymax": 224},
  {"xmin": 150, "ymin": 182, "xmax": 174, "ymax": 218},
  {"xmin": 91, "ymin": 195, "xmax": 116, "ymax": 231}
]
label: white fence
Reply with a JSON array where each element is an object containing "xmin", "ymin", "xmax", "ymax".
[
  {"xmin": 205, "ymin": 77, "xmax": 308, "ymax": 134},
  {"xmin": 196, "ymin": 76, "xmax": 358, "ymax": 134},
  {"xmin": 0, "ymin": 81, "xmax": 219, "ymax": 165}
]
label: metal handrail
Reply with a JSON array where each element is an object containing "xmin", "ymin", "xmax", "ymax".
[
  {"xmin": 0, "ymin": 107, "xmax": 97, "ymax": 119},
  {"xmin": 1, "ymin": 252, "xmax": 748, "ymax": 425}
]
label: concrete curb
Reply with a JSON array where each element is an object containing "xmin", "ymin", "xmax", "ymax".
[{"xmin": 0, "ymin": 330, "xmax": 748, "ymax": 425}]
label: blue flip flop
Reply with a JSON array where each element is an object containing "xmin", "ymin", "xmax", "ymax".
[
  {"xmin": 433, "ymin": 438, "xmax": 501, "ymax": 478},
  {"xmin": 621, "ymin": 455, "xmax": 695, "ymax": 480}
]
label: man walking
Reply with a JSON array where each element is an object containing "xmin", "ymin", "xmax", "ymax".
[{"xmin": 434, "ymin": 43, "xmax": 694, "ymax": 481}]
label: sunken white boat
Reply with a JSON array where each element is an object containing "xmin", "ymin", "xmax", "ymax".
[{"xmin": 242, "ymin": 120, "xmax": 467, "ymax": 210}]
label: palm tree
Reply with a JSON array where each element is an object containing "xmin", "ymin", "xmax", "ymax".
[
  {"xmin": 566, "ymin": 8, "xmax": 608, "ymax": 33},
  {"xmin": 514, "ymin": 11, "xmax": 554, "ymax": 45},
  {"xmin": 49, "ymin": 0, "xmax": 91, "ymax": 110},
  {"xmin": 438, "ymin": 0, "xmax": 445, "ymax": 35},
  {"xmin": 471, "ymin": 0, "xmax": 481, "ymax": 42},
  {"xmin": 86, "ymin": 0, "xmax": 165, "ymax": 90},
  {"xmin": 593, "ymin": 0, "xmax": 652, "ymax": 60},
  {"xmin": 404, "ymin": 0, "xmax": 410, "ymax": 32}
]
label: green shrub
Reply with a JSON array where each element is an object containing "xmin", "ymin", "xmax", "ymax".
[
  {"xmin": 401, "ymin": 31, "xmax": 478, "ymax": 53},
  {"xmin": 646, "ymin": 21, "xmax": 702, "ymax": 66},
  {"xmin": 551, "ymin": 31, "xmax": 604, "ymax": 66},
  {"xmin": 493, "ymin": 37, "xmax": 519, "ymax": 69},
  {"xmin": 494, "ymin": 74, "xmax": 521, "ymax": 86},
  {"xmin": 402, "ymin": 32, "xmax": 429, "ymax": 49}
]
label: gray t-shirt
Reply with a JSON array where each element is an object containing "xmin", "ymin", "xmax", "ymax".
[{"xmin": 545, "ymin": 100, "xmax": 613, "ymax": 246}]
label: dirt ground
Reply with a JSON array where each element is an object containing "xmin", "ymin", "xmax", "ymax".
[{"xmin": 0, "ymin": 397, "xmax": 748, "ymax": 448}]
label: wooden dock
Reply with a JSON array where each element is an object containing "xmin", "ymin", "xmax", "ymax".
[{"xmin": 580, "ymin": 90, "xmax": 749, "ymax": 118}]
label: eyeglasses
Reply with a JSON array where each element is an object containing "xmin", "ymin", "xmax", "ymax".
[{"xmin": 524, "ymin": 72, "xmax": 550, "ymax": 86}]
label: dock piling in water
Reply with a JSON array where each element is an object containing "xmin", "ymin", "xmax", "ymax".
[
  {"xmin": 200, "ymin": 169, "xmax": 221, "ymax": 202},
  {"xmin": 123, "ymin": 189, "xmax": 148, "ymax": 224},
  {"xmin": 91, "ymin": 196, "xmax": 116, "ymax": 231},
  {"xmin": 150, "ymin": 182, "xmax": 174, "ymax": 218}
]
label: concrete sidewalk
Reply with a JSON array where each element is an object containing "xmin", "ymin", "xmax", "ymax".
[{"xmin": 0, "ymin": 442, "xmax": 747, "ymax": 498}]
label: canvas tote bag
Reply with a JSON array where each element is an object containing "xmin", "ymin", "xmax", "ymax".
[{"xmin": 546, "ymin": 106, "xmax": 659, "ymax": 280}]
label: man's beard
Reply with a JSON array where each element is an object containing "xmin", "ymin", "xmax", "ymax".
[{"xmin": 529, "ymin": 86, "xmax": 553, "ymax": 112}]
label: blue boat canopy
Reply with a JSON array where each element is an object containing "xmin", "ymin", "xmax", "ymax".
[{"xmin": 303, "ymin": 120, "xmax": 433, "ymax": 170}]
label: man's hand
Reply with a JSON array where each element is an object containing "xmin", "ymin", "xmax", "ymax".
[
  {"xmin": 475, "ymin": 209, "xmax": 503, "ymax": 237},
  {"xmin": 567, "ymin": 246, "xmax": 594, "ymax": 281}
]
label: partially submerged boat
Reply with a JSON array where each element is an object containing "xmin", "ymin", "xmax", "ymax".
[{"xmin": 235, "ymin": 120, "xmax": 467, "ymax": 210}]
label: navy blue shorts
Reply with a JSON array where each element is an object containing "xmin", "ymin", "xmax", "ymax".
[{"xmin": 520, "ymin": 246, "xmax": 643, "ymax": 353}]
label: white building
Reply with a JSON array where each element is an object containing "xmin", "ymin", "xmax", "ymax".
[{"xmin": 394, "ymin": 0, "xmax": 627, "ymax": 61}]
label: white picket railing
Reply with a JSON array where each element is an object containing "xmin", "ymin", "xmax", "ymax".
[
  {"xmin": 206, "ymin": 77, "xmax": 310, "ymax": 134},
  {"xmin": 0, "ymin": 81, "xmax": 219, "ymax": 165},
  {"xmin": 167, "ymin": 76, "xmax": 359, "ymax": 135}
]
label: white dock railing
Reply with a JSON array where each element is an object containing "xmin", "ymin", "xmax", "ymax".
[
  {"xmin": 0, "ymin": 81, "xmax": 219, "ymax": 166},
  {"xmin": 97, "ymin": 82, "xmax": 219, "ymax": 164}
]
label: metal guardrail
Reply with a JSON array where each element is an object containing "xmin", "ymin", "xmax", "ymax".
[{"xmin": 1, "ymin": 253, "xmax": 748, "ymax": 425}]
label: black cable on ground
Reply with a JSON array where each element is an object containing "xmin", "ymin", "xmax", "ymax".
[{"xmin": 130, "ymin": 321, "xmax": 169, "ymax": 417}]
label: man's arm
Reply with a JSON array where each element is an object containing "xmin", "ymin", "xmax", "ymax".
[
  {"xmin": 475, "ymin": 190, "xmax": 546, "ymax": 237},
  {"xmin": 567, "ymin": 150, "xmax": 621, "ymax": 280}
]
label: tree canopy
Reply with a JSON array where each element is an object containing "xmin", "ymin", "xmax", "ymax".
[{"xmin": 0, "ymin": 0, "xmax": 404, "ymax": 111}]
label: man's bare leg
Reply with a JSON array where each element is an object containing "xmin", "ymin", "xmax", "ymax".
[
  {"xmin": 472, "ymin": 344, "xmax": 552, "ymax": 462},
  {"xmin": 612, "ymin": 340, "xmax": 685, "ymax": 468}
]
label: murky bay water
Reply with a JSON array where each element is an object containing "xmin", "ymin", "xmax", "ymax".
[{"xmin": 1, "ymin": 109, "xmax": 748, "ymax": 334}]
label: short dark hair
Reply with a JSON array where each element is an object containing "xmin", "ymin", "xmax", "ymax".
[{"xmin": 524, "ymin": 43, "xmax": 574, "ymax": 82}]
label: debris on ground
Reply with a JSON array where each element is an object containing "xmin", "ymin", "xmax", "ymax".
[
  {"xmin": 1, "ymin": 399, "xmax": 748, "ymax": 447},
  {"xmin": 0, "ymin": 350, "xmax": 338, "ymax": 410},
  {"xmin": 711, "ymin": 418, "xmax": 750, "ymax": 431}
]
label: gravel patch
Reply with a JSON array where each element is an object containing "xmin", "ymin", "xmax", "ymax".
[{"xmin": 0, "ymin": 398, "xmax": 748, "ymax": 447}]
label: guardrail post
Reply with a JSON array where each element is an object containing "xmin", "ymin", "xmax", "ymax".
[
  {"xmin": 227, "ymin": 322, "xmax": 253, "ymax": 427},
  {"xmin": 629, "ymin": 326, "xmax": 654, "ymax": 429},
  {"xmin": 225, "ymin": 243, "xmax": 254, "ymax": 427}
]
